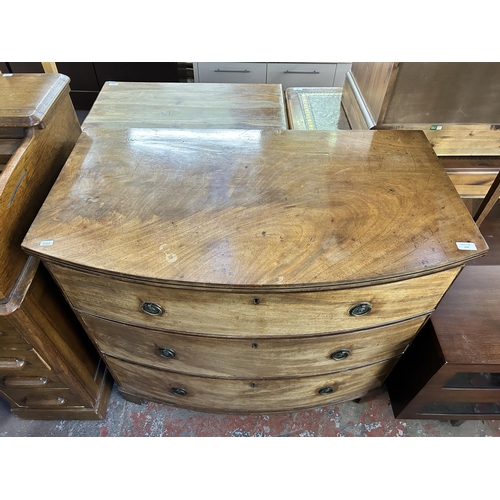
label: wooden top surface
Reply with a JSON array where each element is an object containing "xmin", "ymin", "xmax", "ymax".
[
  {"xmin": 430, "ymin": 265, "xmax": 500, "ymax": 364},
  {"xmin": 22, "ymin": 129, "xmax": 487, "ymax": 290},
  {"xmin": 83, "ymin": 82, "xmax": 288, "ymax": 131},
  {"xmin": 0, "ymin": 73, "xmax": 69, "ymax": 128}
]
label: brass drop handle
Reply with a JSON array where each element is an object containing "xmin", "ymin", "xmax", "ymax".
[
  {"xmin": 318, "ymin": 386, "xmax": 335, "ymax": 395},
  {"xmin": 349, "ymin": 302, "xmax": 372, "ymax": 316},
  {"xmin": 157, "ymin": 347, "xmax": 176, "ymax": 359},
  {"xmin": 330, "ymin": 349, "xmax": 350, "ymax": 361},
  {"xmin": 171, "ymin": 387, "xmax": 187, "ymax": 396},
  {"xmin": 141, "ymin": 302, "xmax": 164, "ymax": 316}
]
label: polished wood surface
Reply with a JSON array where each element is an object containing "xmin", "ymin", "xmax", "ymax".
[
  {"xmin": 82, "ymin": 82, "xmax": 288, "ymax": 131},
  {"xmin": 0, "ymin": 74, "xmax": 81, "ymax": 299},
  {"xmin": 22, "ymin": 130, "xmax": 487, "ymax": 289},
  {"xmin": 49, "ymin": 263, "xmax": 459, "ymax": 336},
  {"xmin": 80, "ymin": 312, "xmax": 427, "ymax": 378},
  {"xmin": 0, "ymin": 73, "xmax": 70, "ymax": 127},
  {"xmin": 105, "ymin": 355, "xmax": 398, "ymax": 413},
  {"xmin": 0, "ymin": 257, "xmax": 112, "ymax": 419}
]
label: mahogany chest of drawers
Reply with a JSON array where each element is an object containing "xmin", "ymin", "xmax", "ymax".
[
  {"xmin": 0, "ymin": 74, "xmax": 112, "ymax": 418},
  {"xmin": 22, "ymin": 128, "xmax": 488, "ymax": 413}
]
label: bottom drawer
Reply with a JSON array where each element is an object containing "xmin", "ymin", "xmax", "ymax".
[
  {"xmin": 0, "ymin": 387, "xmax": 85, "ymax": 409},
  {"xmin": 106, "ymin": 356, "xmax": 398, "ymax": 413}
]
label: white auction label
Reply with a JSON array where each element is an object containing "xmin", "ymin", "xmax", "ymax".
[
  {"xmin": 39, "ymin": 240, "xmax": 54, "ymax": 246},
  {"xmin": 456, "ymin": 242, "xmax": 477, "ymax": 250}
]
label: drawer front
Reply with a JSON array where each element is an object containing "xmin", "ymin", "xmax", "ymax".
[
  {"xmin": 196, "ymin": 63, "xmax": 267, "ymax": 84},
  {"xmin": 0, "ymin": 320, "xmax": 30, "ymax": 349},
  {"xmin": 50, "ymin": 264, "xmax": 460, "ymax": 337},
  {"xmin": 267, "ymin": 63, "xmax": 336, "ymax": 89},
  {"xmin": 81, "ymin": 313, "xmax": 427, "ymax": 377},
  {"xmin": 0, "ymin": 349, "xmax": 56, "ymax": 378},
  {"xmin": 0, "ymin": 387, "xmax": 83, "ymax": 408},
  {"xmin": 1, "ymin": 374, "xmax": 66, "ymax": 391},
  {"xmin": 106, "ymin": 356, "xmax": 398, "ymax": 413}
]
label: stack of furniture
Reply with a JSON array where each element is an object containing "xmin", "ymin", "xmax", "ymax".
[
  {"xmin": 20, "ymin": 81, "xmax": 488, "ymax": 412},
  {"xmin": 341, "ymin": 62, "xmax": 500, "ymax": 215},
  {"xmin": 0, "ymin": 73, "xmax": 112, "ymax": 419}
]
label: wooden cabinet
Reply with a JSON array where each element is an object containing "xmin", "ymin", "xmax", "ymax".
[
  {"xmin": 194, "ymin": 62, "xmax": 351, "ymax": 89},
  {"xmin": 0, "ymin": 258, "xmax": 111, "ymax": 419},
  {"xmin": 342, "ymin": 62, "xmax": 500, "ymax": 156},
  {"xmin": 0, "ymin": 74, "xmax": 112, "ymax": 419},
  {"xmin": 22, "ymin": 125, "xmax": 487, "ymax": 413},
  {"xmin": 386, "ymin": 265, "xmax": 500, "ymax": 421}
]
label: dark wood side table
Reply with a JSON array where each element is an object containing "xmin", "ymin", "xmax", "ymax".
[{"xmin": 386, "ymin": 265, "xmax": 500, "ymax": 422}]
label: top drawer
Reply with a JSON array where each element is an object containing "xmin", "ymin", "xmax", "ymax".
[
  {"xmin": 196, "ymin": 63, "xmax": 267, "ymax": 84},
  {"xmin": 48, "ymin": 264, "xmax": 460, "ymax": 337},
  {"xmin": 267, "ymin": 63, "xmax": 336, "ymax": 89}
]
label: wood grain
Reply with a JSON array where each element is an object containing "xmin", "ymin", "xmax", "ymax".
[
  {"xmin": 80, "ymin": 312, "xmax": 427, "ymax": 377},
  {"xmin": 49, "ymin": 263, "xmax": 458, "ymax": 336},
  {"xmin": 0, "ymin": 257, "xmax": 113, "ymax": 419},
  {"xmin": 0, "ymin": 73, "xmax": 70, "ymax": 128},
  {"xmin": 83, "ymin": 82, "xmax": 288, "ymax": 131},
  {"xmin": 105, "ymin": 355, "xmax": 398, "ymax": 413},
  {"xmin": 22, "ymin": 129, "xmax": 487, "ymax": 289},
  {"xmin": 429, "ymin": 265, "xmax": 500, "ymax": 364},
  {"xmin": 0, "ymin": 76, "xmax": 81, "ymax": 299}
]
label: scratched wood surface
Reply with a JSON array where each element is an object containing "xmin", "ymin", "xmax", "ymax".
[
  {"xmin": 82, "ymin": 82, "xmax": 288, "ymax": 131},
  {"xmin": 22, "ymin": 129, "xmax": 487, "ymax": 289}
]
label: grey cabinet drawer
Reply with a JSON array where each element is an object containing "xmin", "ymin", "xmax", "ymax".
[
  {"xmin": 196, "ymin": 63, "xmax": 267, "ymax": 83},
  {"xmin": 267, "ymin": 63, "xmax": 336, "ymax": 88}
]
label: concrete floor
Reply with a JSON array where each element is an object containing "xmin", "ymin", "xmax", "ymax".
[{"xmin": 1, "ymin": 382, "xmax": 499, "ymax": 437}]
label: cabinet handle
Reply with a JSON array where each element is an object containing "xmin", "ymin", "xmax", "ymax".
[
  {"xmin": 283, "ymin": 70, "xmax": 320, "ymax": 74},
  {"xmin": 141, "ymin": 302, "xmax": 164, "ymax": 316},
  {"xmin": 330, "ymin": 349, "xmax": 350, "ymax": 361},
  {"xmin": 171, "ymin": 387, "xmax": 187, "ymax": 396},
  {"xmin": 157, "ymin": 347, "xmax": 176, "ymax": 359},
  {"xmin": 349, "ymin": 302, "xmax": 372, "ymax": 316},
  {"xmin": 318, "ymin": 386, "xmax": 335, "ymax": 395},
  {"xmin": 214, "ymin": 69, "xmax": 251, "ymax": 73},
  {"xmin": 0, "ymin": 358, "xmax": 25, "ymax": 369},
  {"xmin": 24, "ymin": 396, "xmax": 66, "ymax": 407},
  {"xmin": 4, "ymin": 377, "xmax": 48, "ymax": 388}
]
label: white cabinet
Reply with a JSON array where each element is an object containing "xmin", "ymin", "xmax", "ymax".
[
  {"xmin": 267, "ymin": 63, "xmax": 336, "ymax": 88},
  {"xmin": 194, "ymin": 62, "xmax": 352, "ymax": 88},
  {"xmin": 195, "ymin": 62, "xmax": 267, "ymax": 84}
]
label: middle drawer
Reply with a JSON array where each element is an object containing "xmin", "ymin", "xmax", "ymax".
[
  {"xmin": 79, "ymin": 312, "xmax": 427, "ymax": 378},
  {"xmin": 49, "ymin": 264, "xmax": 460, "ymax": 337}
]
